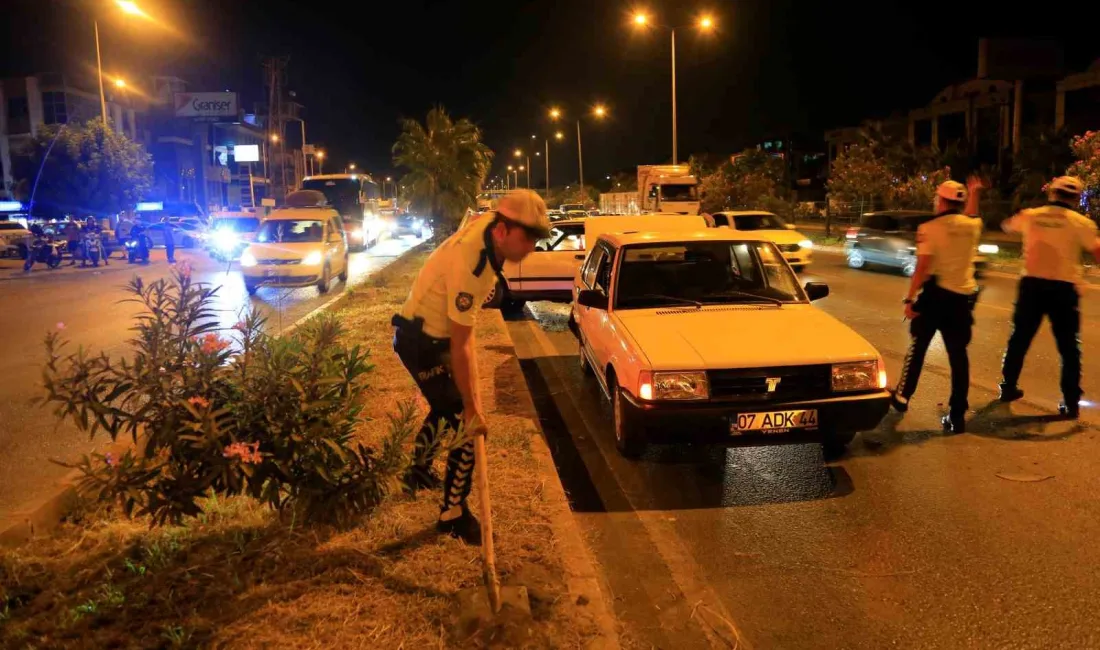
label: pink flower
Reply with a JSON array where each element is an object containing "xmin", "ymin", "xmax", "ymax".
[
  {"xmin": 187, "ymin": 396, "xmax": 210, "ymax": 409},
  {"xmin": 231, "ymin": 320, "xmax": 248, "ymax": 332},
  {"xmin": 104, "ymin": 452, "xmax": 117, "ymax": 467},
  {"xmin": 223, "ymin": 442, "xmax": 262, "ymax": 464},
  {"xmin": 56, "ymin": 322, "xmax": 65, "ymax": 330},
  {"xmin": 175, "ymin": 260, "xmax": 193, "ymax": 280},
  {"xmin": 196, "ymin": 333, "xmax": 230, "ymax": 355}
]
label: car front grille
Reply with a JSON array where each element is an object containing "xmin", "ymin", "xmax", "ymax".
[
  {"xmin": 778, "ymin": 243, "xmax": 801, "ymax": 253},
  {"xmin": 255, "ymin": 274, "xmax": 317, "ymax": 285},
  {"xmin": 707, "ymin": 364, "xmax": 832, "ymax": 403},
  {"xmin": 257, "ymin": 258, "xmax": 300, "ymax": 265}
]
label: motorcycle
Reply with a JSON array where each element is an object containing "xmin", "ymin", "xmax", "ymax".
[
  {"xmin": 23, "ymin": 234, "xmax": 64, "ymax": 271},
  {"xmin": 125, "ymin": 225, "xmax": 152, "ymax": 264},
  {"xmin": 81, "ymin": 230, "xmax": 107, "ymax": 268}
]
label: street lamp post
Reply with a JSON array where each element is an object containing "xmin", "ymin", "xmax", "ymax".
[
  {"xmin": 316, "ymin": 150, "xmax": 325, "ymax": 174},
  {"xmin": 550, "ymin": 105, "xmax": 606, "ymax": 199},
  {"xmin": 633, "ymin": 11, "xmax": 715, "ymax": 165},
  {"xmin": 95, "ymin": 1, "xmax": 148, "ymax": 128}
]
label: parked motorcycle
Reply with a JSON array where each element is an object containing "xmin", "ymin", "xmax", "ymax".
[
  {"xmin": 125, "ymin": 224, "xmax": 152, "ymax": 264},
  {"xmin": 81, "ymin": 230, "xmax": 107, "ymax": 267},
  {"xmin": 23, "ymin": 234, "xmax": 64, "ymax": 271}
]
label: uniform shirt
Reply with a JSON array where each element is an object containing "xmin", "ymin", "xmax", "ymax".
[
  {"xmin": 400, "ymin": 215, "xmax": 501, "ymax": 339},
  {"xmin": 915, "ymin": 212, "xmax": 982, "ymax": 295},
  {"xmin": 1002, "ymin": 204, "xmax": 1099, "ymax": 284}
]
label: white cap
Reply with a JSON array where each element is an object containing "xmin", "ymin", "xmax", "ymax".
[
  {"xmin": 497, "ymin": 190, "xmax": 551, "ymax": 238},
  {"xmin": 936, "ymin": 180, "xmax": 968, "ymax": 203},
  {"xmin": 1048, "ymin": 176, "xmax": 1084, "ymax": 198}
]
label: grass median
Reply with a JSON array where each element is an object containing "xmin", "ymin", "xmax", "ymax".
[{"xmin": 0, "ymin": 246, "xmax": 600, "ymax": 649}]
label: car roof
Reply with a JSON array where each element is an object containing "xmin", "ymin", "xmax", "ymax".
[
  {"xmin": 264, "ymin": 207, "xmax": 339, "ymax": 221},
  {"xmin": 599, "ymin": 229, "xmax": 773, "ymax": 247},
  {"xmin": 861, "ymin": 210, "xmax": 934, "ymax": 218},
  {"xmin": 712, "ymin": 210, "xmax": 778, "ymax": 217},
  {"xmin": 550, "ymin": 219, "xmax": 585, "ymax": 228}
]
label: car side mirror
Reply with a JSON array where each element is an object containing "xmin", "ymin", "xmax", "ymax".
[
  {"xmin": 804, "ymin": 281, "xmax": 829, "ymax": 301},
  {"xmin": 576, "ymin": 288, "xmax": 609, "ymax": 310}
]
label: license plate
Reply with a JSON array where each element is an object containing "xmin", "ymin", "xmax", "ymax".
[
  {"xmin": 264, "ymin": 269, "xmax": 276, "ymax": 277},
  {"xmin": 731, "ymin": 409, "xmax": 819, "ymax": 434}
]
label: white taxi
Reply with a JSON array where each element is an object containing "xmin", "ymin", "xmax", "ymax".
[
  {"xmin": 239, "ymin": 207, "xmax": 349, "ymax": 295},
  {"xmin": 708, "ymin": 211, "xmax": 813, "ymax": 270},
  {"xmin": 569, "ymin": 229, "xmax": 889, "ymax": 458}
]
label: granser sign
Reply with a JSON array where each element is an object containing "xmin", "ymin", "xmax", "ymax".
[{"xmin": 174, "ymin": 92, "xmax": 238, "ymax": 119}]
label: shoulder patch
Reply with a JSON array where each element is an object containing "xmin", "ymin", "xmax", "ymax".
[{"xmin": 455, "ymin": 292, "xmax": 474, "ymax": 312}]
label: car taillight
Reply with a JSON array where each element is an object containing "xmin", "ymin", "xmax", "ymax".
[{"xmin": 845, "ymin": 228, "xmax": 859, "ymax": 239}]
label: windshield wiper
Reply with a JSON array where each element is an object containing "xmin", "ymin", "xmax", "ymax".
[
  {"xmin": 640, "ymin": 293, "xmax": 703, "ymax": 309},
  {"xmin": 701, "ymin": 290, "xmax": 784, "ymax": 306}
]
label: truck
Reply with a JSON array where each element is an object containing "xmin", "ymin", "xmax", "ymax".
[
  {"xmin": 598, "ymin": 192, "xmax": 640, "ymax": 215},
  {"xmin": 636, "ymin": 164, "xmax": 700, "ymax": 215}
]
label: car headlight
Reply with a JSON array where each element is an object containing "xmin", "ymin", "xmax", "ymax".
[
  {"xmin": 413, "ymin": 219, "xmax": 422, "ymax": 228},
  {"xmin": 239, "ymin": 250, "xmax": 258, "ymax": 267},
  {"xmin": 639, "ymin": 370, "xmax": 709, "ymax": 400},
  {"xmin": 302, "ymin": 250, "xmax": 323, "ymax": 266},
  {"xmin": 351, "ymin": 228, "xmax": 364, "ymax": 239},
  {"xmin": 832, "ymin": 360, "xmax": 885, "ymax": 392},
  {"xmin": 978, "ymin": 244, "xmax": 999, "ymax": 255},
  {"xmin": 798, "ymin": 239, "xmax": 813, "ymax": 249},
  {"xmin": 213, "ymin": 230, "xmax": 239, "ymax": 251}
]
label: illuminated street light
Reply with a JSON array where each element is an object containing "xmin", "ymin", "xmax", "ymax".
[
  {"xmin": 270, "ymin": 133, "xmax": 280, "ymax": 143},
  {"xmin": 514, "ymin": 149, "xmax": 523, "ymax": 157},
  {"xmin": 633, "ymin": 12, "xmax": 648, "ymax": 26},
  {"xmin": 113, "ymin": 78, "xmax": 126, "ymax": 88},
  {"xmin": 593, "ymin": 104, "xmax": 608, "ymax": 118},
  {"xmin": 555, "ymin": 132, "xmax": 564, "ymax": 140},
  {"xmin": 115, "ymin": 0, "xmax": 148, "ymax": 17},
  {"xmin": 349, "ymin": 163, "xmax": 356, "ymax": 170},
  {"xmin": 549, "ymin": 107, "xmax": 562, "ymax": 120},
  {"xmin": 94, "ymin": 0, "xmax": 148, "ymax": 126},
  {"xmin": 699, "ymin": 14, "xmax": 715, "ymax": 30}
]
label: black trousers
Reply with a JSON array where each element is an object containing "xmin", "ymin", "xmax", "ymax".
[
  {"xmin": 392, "ymin": 317, "xmax": 476, "ymax": 513},
  {"xmin": 896, "ymin": 283, "xmax": 974, "ymax": 415},
  {"xmin": 1001, "ymin": 276, "xmax": 1081, "ymax": 403}
]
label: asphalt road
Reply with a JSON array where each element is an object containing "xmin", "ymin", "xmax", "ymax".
[
  {"xmin": 0, "ymin": 235, "xmax": 421, "ymax": 530},
  {"xmin": 505, "ymin": 250, "xmax": 1100, "ymax": 648}
]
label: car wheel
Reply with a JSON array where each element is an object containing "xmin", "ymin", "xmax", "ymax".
[
  {"xmin": 611, "ymin": 379, "xmax": 646, "ymax": 458},
  {"xmin": 501, "ymin": 297, "xmax": 526, "ymax": 316},
  {"xmin": 317, "ymin": 264, "xmax": 331, "ymax": 294},
  {"xmin": 578, "ymin": 337, "xmax": 593, "ymax": 376},
  {"xmin": 847, "ymin": 249, "xmax": 865, "ymax": 269},
  {"xmin": 902, "ymin": 258, "xmax": 917, "ymax": 277},
  {"xmin": 483, "ymin": 279, "xmax": 504, "ymax": 309},
  {"xmin": 822, "ymin": 430, "xmax": 856, "ymax": 460},
  {"xmin": 338, "ymin": 255, "xmax": 349, "ymax": 282},
  {"xmin": 245, "ymin": 281, "xmax": 258, "ymax": 296}
]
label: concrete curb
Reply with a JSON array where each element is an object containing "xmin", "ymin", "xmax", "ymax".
[
  {"xmin": 0, "ymin": 240, "xmax": 430, "ymax": 548},
  {"xmin": 486, "ymin": 309, "xmax": 622, "ymax": 650}
]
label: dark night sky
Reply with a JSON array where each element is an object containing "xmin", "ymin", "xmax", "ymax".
[{"xmin": 4, "ymin": 1, "xmax": 1097, "ymax": 186}]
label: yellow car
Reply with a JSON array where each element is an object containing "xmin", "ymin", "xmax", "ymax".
[
  {"xmin": 239, "ymin": 207, "xmax": 349, "ymax": 295},
  {"xmin": 708, "ymin": 211, "xmax": 814, "ymax": 271}
]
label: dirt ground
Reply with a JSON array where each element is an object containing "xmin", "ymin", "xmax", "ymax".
[{"xmin": 0, "ymin": 247, "xmax": 601, "ymax": 649}]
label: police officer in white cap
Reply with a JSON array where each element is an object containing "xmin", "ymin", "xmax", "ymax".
[
  {"xmin": 998, "ymin": 176, "xmax": 1100, "ymax": 418},
  {"xmin": 392, "ymin": 190, "xmax": 550, "ymax": 543},
  {"xmin": 891, "ymin": 179, "xmax": 982, "ymax": 433}
]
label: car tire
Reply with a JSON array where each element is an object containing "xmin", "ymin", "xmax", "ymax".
[
  {"xmin": 847, "ymin": 249, "xmax": 865, "ymax": 269},
  {"xmin": 611, "ymin": 379, "xmax": 647, "ymax": 458},
  {"xmin": 501, "ymin": 298, "xmax": 526, "ymax": 316},
  {"xmin": 338, "ymin": 255, "xmax": 349, "ymax": 282},
  {"xmin": 822, "ymin": 431, "xmax": 856, "ymax": 460},
  {"xmin": 483, "ymin": 279, "xmax": 504, "ymax": 309},
  {"xmin": 245, "ymin": 281, "xmax": 258, "ymax": 296},
  {"xmin": 317, "ymin": 264, "xmax": 331, "ymax": 294}
]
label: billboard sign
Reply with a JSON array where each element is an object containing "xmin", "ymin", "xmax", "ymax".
[
  {"xmin": 136, "ymin": 202, "xmax": 164, "ymax": 212},
  {"xmin": 174, "ymin": 92, "xmax": 238, "ymax": 119},
  {"xmin": 234, "ymin": 144, "xmax": 260, "ymax": 162}
]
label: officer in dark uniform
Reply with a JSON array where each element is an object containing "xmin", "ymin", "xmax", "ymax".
[
  {"xmin": 998, "ymin": 176, "xmax": 1100, "ymax": 418},
  {"xmin": 891, "ymin": 179, "xmax": 982, "ymax": 433},
  {"xmin": 392, "ymin": 190, "xmax": 550, "ymax": 544},
  {"xmin": 161, "ymin": 218, "xmax": 176, "ymax": 264}
]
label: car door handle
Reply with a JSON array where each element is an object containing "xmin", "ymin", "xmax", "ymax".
[{"xmin": 574, "ymin": 254, "xmax": 585, "ymax": 260}]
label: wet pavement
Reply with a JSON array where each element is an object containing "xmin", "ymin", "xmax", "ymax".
[
  {"xmin": 504, "ymin": 251, "xmax": 1100, "ymax": 648},
  {"xmin": 0, "ymin": 235, "xmax": 421, "ymax": 529}
]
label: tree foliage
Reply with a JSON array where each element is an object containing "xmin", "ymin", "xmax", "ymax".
[
  {"xmin": 1012, "ymin": 128, "xmax": 1075, "ymax": 212},
  {"xmin": 1068, "ymin": 130, "xmax": 1100, "ymax": 216},
  {"xmin": 12, "ymin": 119, "xmax": 152, "ymax": 218},
  {"xmin": 700, "ymin": 149, "xmax": 789, "ymax": 213},
  {"xmin": 827, "ymin": 141, "xmax": 950, "ymax": 211},
  {"xmin": 39, "ymin": 266, "xmax": 419, "ymax": 526},
  {"xmin": 393, "ymin": 107, "xmax": 493, "ymax": 231}
]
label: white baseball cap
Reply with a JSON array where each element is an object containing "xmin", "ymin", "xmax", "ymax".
[
  {"xmin": 497, "ymin": 190, "xmax": 551, "ymax": 238},
  {"xmin": 1048, "ymin": 176, "xmax": 1084, "ymax": 198},
  {"xmin": 936, "ymin": 180, "xmax": 968, "ymax": 202}
]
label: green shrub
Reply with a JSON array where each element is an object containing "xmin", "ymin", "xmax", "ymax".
[{"xmin": 39, "ymin": 266, "xmax": 415, "ymax": 526}]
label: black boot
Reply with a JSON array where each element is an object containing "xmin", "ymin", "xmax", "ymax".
[
  {"xmin": 999, "ymin": 384, "xmax": 1024, "ymax": 402},
  {"xmin": 436, "ymin": 504, "xmax": 482, "ymax": 545},
  {"xmin": 888, "ymin": 390, "xmax": 909, "ymax": 413},
  {"xmin": 1058, "ymin": 400, "xmax": 1080, "ymax": 420},
  {"xmin": 941, "ymin": 412, "xmax": 965, "ymax": 434}
]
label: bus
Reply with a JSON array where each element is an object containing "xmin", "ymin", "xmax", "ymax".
[{"xmin": 300, "ymin": 174, "xmax": 382, "ymax": 251}]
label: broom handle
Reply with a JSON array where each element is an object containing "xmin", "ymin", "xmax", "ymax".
[{"xmin": 474, "ymin": 434, "xmax": 501, "ymax": 613}]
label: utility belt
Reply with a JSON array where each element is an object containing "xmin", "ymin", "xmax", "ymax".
[
  {"xmin": 918, "ymin": 277, "xmax": 980, "ymax": 312},
  {"xmin": 391, "ymin": 314, "xmax": 450, "ymax": 346}
]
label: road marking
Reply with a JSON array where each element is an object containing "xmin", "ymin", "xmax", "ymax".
[{"xmin": 521, "ymin": 319, "xmax": 752, "ymax": 649}]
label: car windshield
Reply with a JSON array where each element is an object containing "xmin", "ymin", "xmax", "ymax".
[
  {"xmin": 732, "ymin": 213, "xmax": 786, "ymax": 230},
  {"xmin": 614, "ymin": 240, "xmax": 803, "ymax": 309},
  {"xmin": 660, "ymin": 184, "xmax": 698, "ymax": 201},
  {"xmin": 210, "ymin": 218, "xmax": 259, "ymax": 233},
  {"xmin": 536, "ymin": 225, "xmax": 585, "ymax": 252},
  {"xmin": 256, "ymin": 219, "xmax": 324, "ymax": 243}
]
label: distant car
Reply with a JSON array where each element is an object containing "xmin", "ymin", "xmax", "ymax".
[
  {"xmin": 569, "ymin": 228, "xmax": 889, "ymax": 458},
  {"xmin": 0, "ymin": 220, "xmax": 31, "ymax": 258},
  {"xmin": 143, "ymin": 223, "xmax": 199, "ymax": 249},
  {"xmin": 548, "ymin": 209, "xmax": 567, "ymax": 222},
  {"xmin": 565, "ymin": 210, "xmax": 589, "ymax": 221},
  {"xmin": 239, "ymin": 207, "xmax": 349, "ymax": 295},
  {"xmin": 709, "ymin": 211, "xmax": 813, "ymax": 271},
  {"xmin": 394, "ymin": 213, "xmax": 428, "ymax": 237},
  {"xmin": 844, "ymin": 210, "xmax": 994, "ymax": 277}
]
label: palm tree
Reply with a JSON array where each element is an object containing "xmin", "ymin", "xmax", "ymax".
[{"xmin": 392, "ymin": 106, "xmax": 493, "ymax": 232}]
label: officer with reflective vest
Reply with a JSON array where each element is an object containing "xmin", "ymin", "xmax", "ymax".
[
  {"xmin": 392, "ymin": 190, "xmax": 550, "ymax": 544},
  {"xmin": 891, "ymin": 179, "xmax": 983, "ymax": 433},
  {"xmin": 998, "ymin": 176, "xmax": 1100, "ymax": 418}
]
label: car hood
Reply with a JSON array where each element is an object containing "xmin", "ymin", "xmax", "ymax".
[
  {"xmin": 246, "ymin": 243, "xmax": 323, "ymax": 260},
  {"xmin": 615, "ymin": 305, "xmax": 879, "ymax": 369},
  {"xmin": 732, "ymin": 228, "xmax": 805, "ymax": 245}
]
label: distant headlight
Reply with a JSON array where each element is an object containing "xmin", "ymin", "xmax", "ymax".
[
  {"xmin": 412, "ymin": 219, "xmax": 423, "ymax": 229},
  {"xmin": 639, "ymin": 370, "xmax": 709, "ymax": 400},
  {"xmin": 978, "ymin": 244, "xmax": 999, "ymax": 255},
  {"xmin": 798, "ymin": 239, "xmax": 814, "ymax": 249},
  {"xmin": 351, "ymin": 228, "xmax": 364, "ymax": 240},
  {"xmin": 832, "ymin": 360, "xmax": 882, "ymax": 392},
  {"xmin": 239, "ymin": 251, "xmax": 257, "ymax": 267},
  {"xmin": 213, "ymin": 230, "xmax": 239, "ymax": 251},
  {"xmin": 302, "ymin": 251, "xmax": 323, "ymax": 266}
]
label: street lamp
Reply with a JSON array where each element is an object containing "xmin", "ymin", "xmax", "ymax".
[
  {"xmin": 316, "ymin": 150, "xmax": 325, "ymax": 174},
  {"xmin": 549, "ymin": 104, "xmax": 608, "ymax": 198},
  {"xmin": 507, "ymin": 165, "xmax": 515, "ymax": 190},
  {"xmin": 94, "ymin": 0, "xmax": 149, "ymax": 127},
  {"xmin": 519, "ymin": 164, "xmax": 528, "ymax": 188},
  {"xmin": 514, "ymin": 149, "xmax": 531, "ymax": 188},
  {"xmin": 270, "ymin": 133, "xmax": 280, "ymax": 143},
  {"xmin": 113, "ymin": 78, "xmax": 126, "ymax": 89},
  {"xmin": 631, "ymin": 9, "xmax": 717, "ymax": 164}
]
